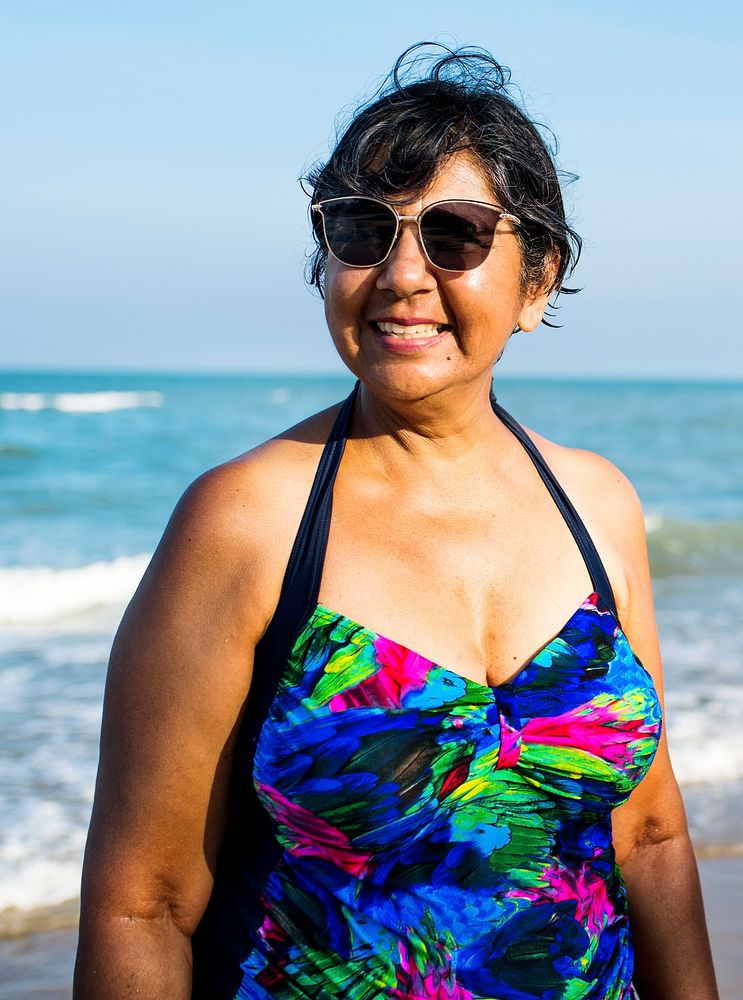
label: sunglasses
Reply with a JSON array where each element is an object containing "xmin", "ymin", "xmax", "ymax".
[{"xmin": 312, "ymin": 196, "xmax": 521, "ymax": 272}]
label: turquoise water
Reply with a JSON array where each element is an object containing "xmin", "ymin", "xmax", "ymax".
[{"xmin": 1, "ymin": 370, "xmax": 742, "ymax": 931}]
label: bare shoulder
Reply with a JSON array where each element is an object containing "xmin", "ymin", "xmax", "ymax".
[
  {"xmin": 525, "ymin": 428, "xmax": 648, "ymax": 618},
  {"xmin": 178, "ymin": 402, "xmax": 340, "ymax": 527},
  {"xmin": 156, "ymin": 404, "xmax": 341, "ymax": 629}
]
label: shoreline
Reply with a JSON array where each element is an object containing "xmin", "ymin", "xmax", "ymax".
[{"xmin": 0, "ymin": 858, "xmax": 740, "ymax": 998}]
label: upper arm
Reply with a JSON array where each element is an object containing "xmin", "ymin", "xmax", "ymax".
[{"xmin": 81, "ymin": 461, "xmax": 284, "ymax": 935}]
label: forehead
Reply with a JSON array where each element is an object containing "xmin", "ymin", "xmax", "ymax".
[{"xmin": 385, "ymin": 151, "xmax": 499, "ymax": 209}]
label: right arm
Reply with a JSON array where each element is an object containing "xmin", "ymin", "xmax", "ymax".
[{"xmin": 73, "ymin": 460, "xmax": 286, "ymax": 998}]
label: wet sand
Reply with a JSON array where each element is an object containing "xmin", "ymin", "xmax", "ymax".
[
  {"xmin": 697, "ymin": 858, "xmax": 743, "ymax": 999},
  {"xmin": 0, "ymin": 858, "xmax": 740, "ymax": 999}
]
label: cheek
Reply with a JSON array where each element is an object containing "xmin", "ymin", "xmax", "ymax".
[
  {"xmin": 443, "ymin": 266, "xmax": 523, "ymax": 325},
  {"xmin": 439, "ymin": 269, "xmax": 525, "ymax": 360},
  {"xmin": 324, "ymin": 265, "xmax": 374, "ymax": 335}
]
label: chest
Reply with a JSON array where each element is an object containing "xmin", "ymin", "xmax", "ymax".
[{"xmin": 319, "ymin": 466, "xmax": 596, "ymax": 688}]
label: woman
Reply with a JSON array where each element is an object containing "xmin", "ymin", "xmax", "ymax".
[{"xmin": 74, "ymin": 45, "xmax": 718, "ymax": 999}]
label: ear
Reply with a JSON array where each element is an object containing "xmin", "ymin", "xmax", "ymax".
[
  {"xmin": 516, "ymin": 286, "xmax": 553, "ymax": 333},
  {"xmin": 515, "ymin": 252, "xmax": 560, "ymax": 333}
]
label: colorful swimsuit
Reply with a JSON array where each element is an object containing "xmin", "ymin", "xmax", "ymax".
[{"xmin": 191, "ymin": 385, "xmax": 662, "ymax": 1000}]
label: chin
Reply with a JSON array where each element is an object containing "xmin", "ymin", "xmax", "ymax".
[{"xmin": 346, "ymin": 358, "xmax": 489, "ymax": 405}]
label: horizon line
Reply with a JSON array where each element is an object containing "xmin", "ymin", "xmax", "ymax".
[{"xmin": 2, "ymin": 366, "xmax": 743, "ymax": 386}]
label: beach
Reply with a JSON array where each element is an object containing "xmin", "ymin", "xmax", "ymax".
[{"xmin": 1, "ymin": 372, "xmax": 742, "ymax": 994}]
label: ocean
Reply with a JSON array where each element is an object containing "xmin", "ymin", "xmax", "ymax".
[{"xmin": 1, "ymin": 370, "xmax": 742, "ymax": 946}]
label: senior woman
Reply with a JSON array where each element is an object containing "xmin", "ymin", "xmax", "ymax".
[{"xmin": 74, "ymin": 45, "xmax": 717, "ymax": 1000}]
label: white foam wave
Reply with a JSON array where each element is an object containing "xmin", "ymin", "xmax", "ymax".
[
  {"xmin": 667, "ymin": 683, "xmax": 743, "ymax": 786},
  {"xmin": 0, "ymin": 555, "xmax": 150, "ymax": 625},
  {"xmin": 0, "ymin": 390, "xmax": 163, "ymax": 412},
  {"xmin": 0, "ymin": 800, "xmax": 86, "ymax": 913},
  {"xmin": 644, "ymin": 512, "xmax": 664, "ymax": 534}
]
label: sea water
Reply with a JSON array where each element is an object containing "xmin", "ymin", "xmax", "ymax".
[{"xmin": 1, "ymin": 371, "xmax": 742, "ymax": 936}]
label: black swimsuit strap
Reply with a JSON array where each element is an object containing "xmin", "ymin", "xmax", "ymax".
[
  {"xmin": 266, "ymin": 381, "xmax": 360, "ymax": 639},
  {"xmin": 489, "ymin": 391, "xmax": 618, "ymax": 618},
  {"xmin": 243, "ymin": 382, "xmax": 359, "ymax": 750},
  {"xmin": 246, "ymin": 380, "xmax": 617, "ymax": 745}
]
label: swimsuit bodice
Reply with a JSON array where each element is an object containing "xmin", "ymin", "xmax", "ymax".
[{"xmin": 192, "ymin": 385, "xmax": 662, "ymax": 1000}]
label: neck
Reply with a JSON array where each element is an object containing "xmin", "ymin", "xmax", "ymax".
[{"xmin": 352, "ymin": 374, "xmax": 511, "ymax": 468}]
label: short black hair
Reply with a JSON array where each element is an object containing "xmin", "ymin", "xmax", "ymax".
[{"xmin": 304, "ymin": 43, "xmax": 581, "ymax": 324}]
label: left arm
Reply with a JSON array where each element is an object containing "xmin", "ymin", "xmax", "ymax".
[{"xmin": 601, "ymin": 472, "xmax": 718, "ymax": 999}]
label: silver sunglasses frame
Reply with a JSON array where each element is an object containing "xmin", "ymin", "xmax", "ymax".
[{"xmin": 311, "ymin": 195, "xmax": 521, "ymax": 272}]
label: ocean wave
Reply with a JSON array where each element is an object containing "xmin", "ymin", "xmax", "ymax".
[
  {"xmin": 662, "ymin": 684, "xmax": 743, "ymax": 792},
  {"xmin": 671, "ymin": 729, "xmax": 743, "ymax": 787},
  {"xmin": 0, "ymin": 390, "xmax": 163, "ymax": 412},
  {"xmin": 0, "ymin": 555, "xmax": 150, "ymax": 626},
  {"xmin": 0, "ymin": 795, "xmax": 86, "ymax": 930},
  {"xmin": 645, "ymin": 514, "xmax": 743, "ymax": 577}
]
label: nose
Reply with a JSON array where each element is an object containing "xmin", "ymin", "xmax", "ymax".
[{"xmin": 375, "ymin": 219, "xmax": 438, "ymax": 296}]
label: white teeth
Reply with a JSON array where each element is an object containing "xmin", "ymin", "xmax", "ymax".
[{"xmin": 375, "ymin": 321, "xmax": 446, "ymax": 338}]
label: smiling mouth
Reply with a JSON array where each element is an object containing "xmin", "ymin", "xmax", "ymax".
[{"xmin": 372, "ymin": 321, "xmax": 451, "ymax": 340}]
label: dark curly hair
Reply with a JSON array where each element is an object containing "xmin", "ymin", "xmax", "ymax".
[{"xmin": 303, "ymin": 43, "xmax": 581, "ymax": 325}]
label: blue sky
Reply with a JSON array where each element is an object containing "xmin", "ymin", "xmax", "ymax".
[{"xmin": 2, "ymin": 1, "xmax": 742, "ymax": 377}]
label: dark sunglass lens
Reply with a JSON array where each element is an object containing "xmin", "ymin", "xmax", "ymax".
[
  {"xmin": 421, "ymin": 202, "xmax": 499, "ymax": 270},
  {"xmin": 321, "ymin": 199, "xmax": 397, "ymax": 266}
]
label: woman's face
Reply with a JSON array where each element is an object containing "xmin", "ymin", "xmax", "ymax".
[{"xmin": 323, "ymin": 151, "xmax": 553, "ymax": 404}]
